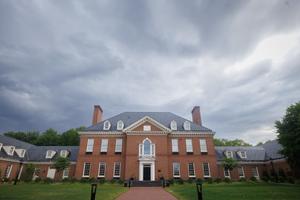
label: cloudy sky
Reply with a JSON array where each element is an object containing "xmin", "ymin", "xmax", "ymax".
[{"xmin": 0, "ymin": 0, "xmax": 300, "ymax": 144}]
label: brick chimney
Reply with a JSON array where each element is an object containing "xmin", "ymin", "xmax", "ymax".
[
  {"xmin": 92, "ymin": 105, "xmax": 103, "ymax": 125},
  {"xmin": 191, "ymin": 106, "xmax": 202, "ymax": 126}
]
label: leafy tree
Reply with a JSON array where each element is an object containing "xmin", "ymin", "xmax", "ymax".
[
  {"xmin": 36, "ymin": 129, "xmax": 60, "ymax": 146},
  {"xmin": 53, "ymin": 157, "xmax": 70, "ymax": 171},
  {"xmin": 214, "ymin": 138, "xmax": 252, "ymax": 146},
  {"xmin": 222, "ymin": 158, "xmax": 238, "ymax": 171},
  {"xmin": 4, "ymin": 131, "xmax": 39, "ymax": 144},
  {"xmin": 275, "ymin": 101, "xmax": 300, "ymax": 176},
  {"xmin": 21, "ymin": 164, "xmax": 35, "ymax": 182}
]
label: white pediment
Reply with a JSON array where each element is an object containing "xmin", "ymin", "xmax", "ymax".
[{"xmin": 123, "ymin": 116, "xmax": 171, "ymax": 133}]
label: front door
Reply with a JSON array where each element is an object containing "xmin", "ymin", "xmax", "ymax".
[{"xmin": 143, "ymin": 164, "xmax": 151, "ymax": 181}]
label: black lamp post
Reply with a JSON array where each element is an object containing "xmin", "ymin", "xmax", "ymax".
[
  {"xmin": 14, "ymin": 159, "xmax": 23, "ymax": 185},
  {"xmin": 90, "ymin": 183, "xmax": 97, "ymax": 200},
  {"xmin": 196, "ymin": 180, "xmax": 203, "ymax": 200}
]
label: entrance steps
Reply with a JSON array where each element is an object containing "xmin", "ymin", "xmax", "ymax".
[{"xmin": 131, "ymin": 180, "xmax": 161, "ymax": 187}]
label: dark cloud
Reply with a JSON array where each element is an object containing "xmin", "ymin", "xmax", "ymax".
[{"xmin": 0, "ymin": 0, "xmax": 300, "ymax": 144}]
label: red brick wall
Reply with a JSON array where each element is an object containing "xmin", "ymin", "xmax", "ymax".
[{"xmin": 0, "ymin": 160, "xmax": 20, "ymax": 181}]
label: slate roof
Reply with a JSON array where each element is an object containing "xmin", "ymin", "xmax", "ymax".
[
  {"xmin": 261, "ymin": 140, "xmax": 285, "ymax": 160},
  {"xmin": 0, "ymin": 134, "xmax": 78, "ymax": 162},
  {"xmin": 85, "ymin": 112, "xmax": 213, "ymax": 132}
]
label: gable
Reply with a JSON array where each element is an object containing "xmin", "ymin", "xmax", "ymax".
[{"xmin": 123, "ymin": 116, "xmax": 171, "ymax": 133}]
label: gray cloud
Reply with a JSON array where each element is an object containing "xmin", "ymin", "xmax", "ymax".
[{"xmin": 0, "ymin": 0, "xmax": 300, "ymax": 144}]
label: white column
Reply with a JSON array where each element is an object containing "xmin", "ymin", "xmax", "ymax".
[{"xmin": 139, "ymin": 162, "xmax": 143, "ymax": 181}]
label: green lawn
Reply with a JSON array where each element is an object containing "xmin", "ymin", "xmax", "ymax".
[
  {"xmin": 0, "ymin": 183, "xmax": 128, "ymax": 200},
  {"xmin": 166, "ymin": 182, "xmax": 300, "ymax": 200}
]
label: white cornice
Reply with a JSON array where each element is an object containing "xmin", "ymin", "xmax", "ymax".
[{"xmin": 123, "ymin": 116, "xmax": 171, "ymax": 133}]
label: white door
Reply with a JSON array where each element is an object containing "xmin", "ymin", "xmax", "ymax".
[{"xmin": 46, "ymin": 167, "xmax": 56, "ymax": 179}]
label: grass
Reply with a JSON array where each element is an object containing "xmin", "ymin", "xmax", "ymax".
[
  {"xmin": 0, "ymin": 182, "xmax": 128, "ymax": 200},
  {"xmin": 166, "ymin": 182, "xmax": 300, "ymax": 200}
]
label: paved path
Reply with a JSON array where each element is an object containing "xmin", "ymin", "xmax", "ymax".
[{"xmin": 116, "ymin": 187, "xmax": 177, "ymax": 200}]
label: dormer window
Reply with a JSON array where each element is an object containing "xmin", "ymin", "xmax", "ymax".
[
  {"xmin": 103, "ymin": 120, "xmax": 111, "ymax": 130},
  {"xmin": 170, "ymin": 120, "xmax": 177, "ymax": 130},
  {"xmin": 117, "ymin": 120, "xmax": 124, "ymax": 130},
  {"xmin": 238, "ymin": 151, "xmax": 247, "ymax": 159},
  {"xmin": 9, "ymin": 146, "xmax": 15, "ymax": 155},
  {"xmin": 3, "ymin": 146, "xmax": 15, "ymax": 156},
  {"xmin": 183, "ymin": 121, "xmax": 191, "ymax": 130},
  {"xmin": 46, "ymin": 150, "xmax": 56, "ymax": 159},
  {"xmin": 0, "ymin": 143, "xmax": 3, "ymax": 151},
  {"xmin": 60, "ymin": 150, "xmax": 69, "ymax": 158},
  {"xmin": 15, "ymin": 149, "xmax": 26, "ymax": 158},
  {"xmin": 225, "ymin": 151, "xmax": 233, "ymax": 158}
]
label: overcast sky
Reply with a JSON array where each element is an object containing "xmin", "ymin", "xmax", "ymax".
[{"xmin": 0, "ymin": 0, "xmax": 300, "ymax": 144}]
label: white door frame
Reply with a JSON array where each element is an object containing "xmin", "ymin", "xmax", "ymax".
[{"xmin": 139, "ymin": 161, "xmax": 155, "ymax": 181}]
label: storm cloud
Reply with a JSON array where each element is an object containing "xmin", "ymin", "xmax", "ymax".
[{"xmin": 1, "ymin": 0, "xmax": 300, "ymax": 144}]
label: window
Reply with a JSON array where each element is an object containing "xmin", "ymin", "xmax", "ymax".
[
  {"xmin": 5, "ymin": 165, "xmax": 13, "ymax": 178},
  {"xmin": 143, "ymin": 139, "xmax": 151, "ymax": 155},
  {"xmin": 185, "ymin": 139, "xmax": 193, "ymax": 153},
  {"xmin": 113, "ymin": 162, "xmax": 121, "ymax": 177},
  {"xmin": 183, "ymin": 121, "xmax": 191, "ymax": 130},
  {"xmin": 82, "ymin": 163, "xmax": 91, "ymax": 177},
  {"xmin": 171, "ymin": 139, "xmax": 179, "ymax": 153},
  {"xmin": 170, "ymin": 120, "xmax": 177, "ymax": 130},
  {"xmin": 62, "ymin": 168, "xmax": 69, "ymax": 178},
  {"xmin": 139, "ymin": 138, "xmax": 155, "ymax": 157},
  {"xmin": 60, "ymin": 150, "xmax": 68, "ymax": 158},
  {"xmin": 101, "ymin": 139, "xmax": 108, "ymax": 153},
  {"xmin": 224, "ymin": 168, "xmax": 230, "ymax": 178},
  {"xmin": 20, "ymin": 149, "xmax": 26, "ymax": 157},
  {"xmin": 103, "ymin": 120, "xmax": 111, "ymax": 130},
  {"xmin": 252, "ymin": 167, "xmax": 259, "ymax": 178},
  {"xmin": 199, "ymin": 139, "xmax": 208, "ymax": 153},
  {"xmin": 86, "ymin": 139, "xmax": 94, "ymax": 153},
  {"xmin": 238, "ymin": 167, "xmax": 245, "ymax": 178},
  {"xmin": 238, "ymin": 151, "xmax": 247, "ymax": 159},
  {"xmin": 0, "ymin": 143, "xmax": 2, "ymax": 151},
  {"xmin": 115, "ymin": 139, "xmax": 122, "ymax": 153},
  {"xmin": 46, "ymin": 150, "xmax": 56, "ymax": 159},
  {"xmin": 188, "ymin": 163, "xmax": 195, "ymax": 177},
  {"xmin": 98, "ymin": 162, "xmax": 106, "ymax": 177},
  {"xmin": 173, "ymin": 162, "xmax": 180, "ymax": 177},
  {"xmin": 203, "ymin": 163, "xmax": 211, "ymax": 177},
  {"xmin": 143, "ymin": 125, "xmax": 151, "ymax": 131},
  {"xmin": 117, "ymin": 120, "xmax": 124, "ymax": 130},
  {"xmin": 225, "ymin": 151, "xmax": 233, "ymax": 158}
]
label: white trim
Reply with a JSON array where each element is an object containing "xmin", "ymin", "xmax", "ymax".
[
  {"xmin": 100, "ymin": 139, "xmax": 108, "ymax": 153},
  {"xmin": 79, "ymin": 131, "xmax": 123, "ymax": 135},
  {"xmin": 15, "ymin": 149, "xmax": 26, "ymax": 158},
  {"xmin": 185, "ymin": 139, "xmax": 193, "ymax": 153},
  {"xmin": 252, "ymin": 166, "xmax": 260, "ymax": 179},
  {"xmin": 5, "ymin": 164, "xmax": 13, "ymax": 178},
  {"xmin": 172, "ymin": 162, "xmax": 181, "ymax": 177},
  {"xmin": 45, "ymin": 150, "xmax": 56, "ymax": 159},
  {"xmin": 60, "ymin": 150, "xmax": 69, "ymax": 158},
  {"xmin": 170, "ymin": 120, "xmax": 177, "ymax": 130},
  {"xmin": 82, "ymin": 162, "xmax": 91, "ymax": 177},
  {"xmin": 238, "ymin": 151, "xmax": 247, "ymax": 159},
  {"xmin": 86, "ymin": 138, "xmax": 94, "ymax": 153},
  {"xmin": 183, "ymin": 121, "xmax": 191, "ymax": 130},
  {"xmin": 3, "ymin": 146, "xmax": 15, "ymax": 156},
  {"xmin": 139, "ymin": 161, "xmax": 155, "ymax": 181},
  {"xmin": 103, "ymin": 120, "xmax": 111, "ymax": 130},
  {"xmin": 238, "ymin": 166, "xmax": 245, "ymax": 178},
  {"xmin": 171, "ymin": 138, "xmax": 179, "ymax": 153},
  {"xmin": 199, "ymin": 139, "xmax": 208, "ymax": 153},
  {"xmin": 18, "ymin": 165, "xmax": 23, "ymax": 180},
  {"xmin": 0, "ymin": 143, "xmax": 2, "ymax": 151},
  {"xmin": 117, "ymin": 120, "xmax": 124, "ymax": 130},
  {"xmin": 115, "ymin": 138, "xmax": 122, "ymax": 153},
  {"xmin": 123, "ymin": 116, "xmax": 171, "ymax": 133},
  {"xmin": 62, "ymin": 168, "xmax": 69, "ymax": 178},
  {"xmin": 170, "ymin": 132, "xmax": 214, "ymax": 136},
  {"xmin": 188, "ymin": 163, "xmax": 196, "ymax": 177},
  {"xmin": 202, "ymin": 163, "xmax": 211, "ymax": 178},
  {"xmin": 224, "ymin": 168, "xmax": 231, "ymax": 178}
]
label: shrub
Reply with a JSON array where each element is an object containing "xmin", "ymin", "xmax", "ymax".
[
  {"xmin": 70, "ymin": 177, "xmax": 78, "ymax": 183},
  {"xmin": 239, "ymin": 178, "xmax": 247, "ymax": 182},
  {"xmin": 261, "ymin": 176, "xmax": 269, "ymax": 182},
  {"xmin": 43, "ymin": 178, "xmax": 54, "ymax": 184},
  {"xmin": 187, "ymin": 178, "xmax": 195, "ymax": 184},
  {"xmin": 196, "ymin": 178, "xmax": 203, "ymax": 184},
  {"xmin": 174, "ymin": 178, "xmax": 184, "ymax": 184},
  {"xmin": 2, "ymin": 177, "xmax": 9, "ymax": 183},
  {"xmin": 287, "ymin": 176, "xmax": 295, "ymax": 184},
  {"xmin": 98, "ymin": 178, "xmax": 106, "ymax": 184},
  {"xmin": 277, "ymin": 176, "xmax": 286, "ymax": 183},
  {"xmin": 62, "ymin": 178, "xmax": 70, "ymax": 182},
  {"xmin": 214, "ymin": 178, "xmax": 222, "ymax": 183},
  {"xmin": 110, "ymin": 179, "xmax": 116, "ymax": 184},
  {"xmin": 117, "ymin": 179, "xmax": 124, "ymax": 185},
  {"xmin": 278, "ymin": 169, "xmax": 286, "ymax": 178},
  {"xmin": 168, "ymin": 179, "xmax": 174, "ymax": 185},
  {"xmin": 21, "ymin": 164, "xmax": 35, "ymax": 182},
  {"xmin": 223, "ymin": 178, "xmax": 231, "ymax": 183},
  {"xmin": 249, "ymin": 177, "xmax": 257, "ymax": 182},
  {"xmin": 34, "ymin": 177, "xmax": 42, "ymax": 183},
  {"xmin": 80, "ymin": 178, "xmax": 90, "ymax": 183},
  {"xmin": 205, "ymin": 178, "xmax": 213, "ymax": 184}
]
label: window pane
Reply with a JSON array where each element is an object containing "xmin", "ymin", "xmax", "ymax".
[
  {"xmin": 173, "ymin": 162, "xmax": 180, "ymax": 177},
  {"xmin": 83, "ymin": 163, "xmax": 91, "ymax": 176},
  {"xmin": 186, "ymin": 139, "xmax": 193, "ymax": 152},
  {"xmin": 203, "ymin": 163, "xmax": 210, "ymax": 177},
  {"xmin": 200, "ymin": 139, "xmax": 208, "ymax": 152},
  {"xmin": 238, "ymin": 167, "xmax": 244, "ymax": 177},
  {"xmin": 252, "ymin": 167, "xmax": 259, "ymax": 177},
  {"xmin": 144, "ymin": 140, "xmax": 151, "ymax": 155},
  {"xmin": 114, "ymin": 162, "xmax": 121, "ymax": 177},
  {"xmin": 115, "ymin": 139, "xmax": 122, "ymax": 152},
  {"xmin": 101, "ymin": 139, "xmax": 108, "ymax": 152},
  {"xmin": 172, "ymin": 139, "xmax": 178, "ymax": 152},
  {"xmin": 99, "ymin": 162, "xmax": 106, "ymax": 177},
  {"xmin": 188, "ymin": 163, "xmax": 195, "ymax": 177},
  {"xmin": 86, "ymin": 139, "xmax": 94, "ymax": 152},
  {"xmin": 224, "ymin": 168, "xmax": 230, "ymax": 177},
  {"xmin": 63, "ymin": 168, "xmax": 69, "ymax": 178}
]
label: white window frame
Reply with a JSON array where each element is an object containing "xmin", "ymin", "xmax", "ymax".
[
  {"xmin": 143, "ymin": 125, "xmax": 151, "ymax": 131},
  {"xmin": 115, "ymin": 138, "xmax": 122, "ymax": 153},
  {"xmin": 183, "ymin": 121, "xmax": 191, "ymax": 130},
  {"xmin": 188, "ymin": 163, "xmax": 195, "ymax": 177},
  {"xmin": 239, "ymin": 151, "xmax": 247, "ymax": 159},
  {"xmin": 173, "ymin": 162, "xmax": 181, "ymax": 177},
  {"xmin": 225, "ymin": 151, "xmax": 233, "ymax": 158},
  {"xmin": 60, "ymin": 150, "xmax": 68, "ymax": 158},
  {"xmin": 86, "ymin": 139, "xmax": 94, "ymax": 153},
  {"xmin": 170, "ymin": 120, "xmax": 177, "ymax": 130},
  {"xmin": 139, "ymin": 138, "xmax": 155, "ymax": 157},
  {"xmin": 199, "ymin": 139, "xmax": 208, "ymax": 153},
  {"xmin": 62, "ymin": 168, "xmax": 69, "ymax": 178},
  {"xmin": 82, "ymin": 162, "xmax": 91, "ymax": 177},
  {"xmin": 101, "ymin": 139, "xmax": 109, "ymax": 153},
  {"xmin": 113, "ymin": 162, "xmax": 121, "ymax": 178},
  {"xmin": 185, "ymin": 139, "xmax": 193, "ymax": 153},
  {"xmin": 0, "ymin": 143, "xmax": 2, "ymax": 151},
  {"xmin": 45, "ymin": 150, "xmax": 56, "ymax": 159},
  {"xmin": 117, "ymin": 120, "xmax": 124, "ymax": 130},
  {"xmin": 171, "ymin": 139, "xmax": 179, "ymax": 153},
  {"xmin": 103, "ymin": 120, "xmax": 111, "ymax": 130},
  {"xmin": 224, "ymin": 168, "xmax": 231, "ymax": 178},
  {"xmin": 252, "ymin": 167, "xmax": 260, "ymax": 179},
  {"xmin": 238, "ymin": 166, "xmax": 245, "ymax": 178},
  {"xmin": 98, "ymin": 162, "xmax": 106, "ymax": 177},
  {"xmin": 5, "ymin": 164, "xmax": 13, "ymax": 178},
  {"xmin": 15, "ymin": 149, "xmax": 26, "ymax": 158},
  {"xmin": 203, "ymin": 163, "xmax": 211, "ymax": 178}
]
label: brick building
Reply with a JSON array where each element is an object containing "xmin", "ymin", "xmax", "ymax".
[{"xmin": 0, "ymin": 105, "xmax": 293, "ymax": 182}]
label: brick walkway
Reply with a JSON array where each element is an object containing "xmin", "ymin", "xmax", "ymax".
[{"xmin": 116, "ymin": 187, "xmax": 177, "ymax": 200}]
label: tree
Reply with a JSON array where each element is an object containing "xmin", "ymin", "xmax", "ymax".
[
  {"xmin": 21, "ymin": 164, "xmax": 35, "ymax": 182},
  {"xmin": 275, "ymin": 101, "xmax": 300, "ymax": 176},
  {"xmin": 60, "ymin": 127, "xmax": 84, "ymax": 146},
  {"xmin": 222, "ymin": 158, "xmax": 238, "ymax": 171},
  {"xmin": 214, "ymin": 138, "xmax": 252, "ymax": 146},
  {"xmin": 4, "ymin": 131, "xmax": 39, "ymax": 144},
  {"xmin": 53, "ymin": 157, "xmax": 70, "ymax": 171},
  {"xmin": 36, "ymin": 129, "xmax": 60, "ymax": 146}
]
